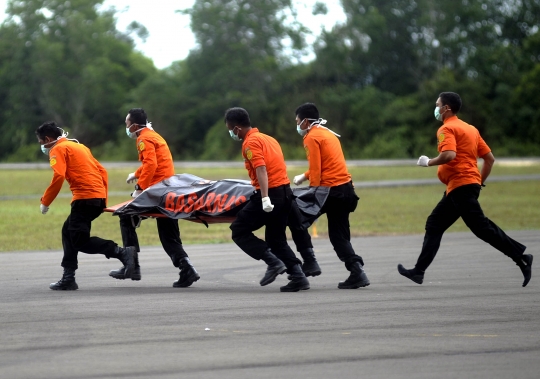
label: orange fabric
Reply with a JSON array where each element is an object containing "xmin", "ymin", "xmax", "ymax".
[
  {"xmin": 241, "ymin": 128, "xmax": 290, "ymax": 189},
  {"xmin": 41, "ymin": 138, "xmax": 108, "ymax": 206},
  {"xmin": 302, "ymin": 126, "xmax": 352, "ymax": 187},
  {"xmin": 436, "ymin": 115, "xmax": 491, "ymax": 194},
  {"xmin": 134, "ymin": 128, "xmax": 175, "ymax": 190}
]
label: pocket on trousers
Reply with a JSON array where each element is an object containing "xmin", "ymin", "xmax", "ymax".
[{"xmin": 349, "ymin": 193, "xmax": 359, "ymax": 212}]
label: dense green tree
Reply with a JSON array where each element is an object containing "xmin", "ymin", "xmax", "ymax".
[
  {"xmin": 303, "ymin": 0, "xmax": 540, "ymax": 157},
  {"xmin": 129, "ymin": 0, "xmax": 308, "ymax": 159},
  {"xmin": 0, "ymin": 0, "xmax": 539, "ymax": 161},
  {"xmin": 0, "ymin": 0, "xmax": 155, "ymax": 161}
]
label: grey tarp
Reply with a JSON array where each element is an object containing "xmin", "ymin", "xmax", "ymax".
[{"xmin": 110, "ymin": 173, "xmax": 329, "ymax": 228}]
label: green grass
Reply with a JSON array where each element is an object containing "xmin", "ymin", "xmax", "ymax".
[{"xmin": 0, "ymin": 163, "xmax": 539, "ymax": 251}]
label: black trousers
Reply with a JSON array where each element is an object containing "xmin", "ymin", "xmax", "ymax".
[
  {"xmin": 416, "ymin": 184, "xmax": 526, "ymax": 271},
  {"xmin": 119, "ymin": 215, "xmax": 188, "ymax": 267},
  {"xmin": 61, "ymin": 199, "xmax": 118, "ymax": 270},
  {"xmin": 319, "ymin": 182, "xmax": 364, "ymax": 265},
  {"xmin": 288, "ymin": 198, "xmax": 313, "ymax": 252},
  {"xmin": 230, "ymin": 184, "xmax": 302, "ymax": 269}
]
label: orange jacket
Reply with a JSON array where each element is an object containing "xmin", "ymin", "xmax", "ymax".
[
  {"xmin": 241, "ymin": 128, "xmax": 290, "ymax": 189},
  {"xmin": 41, "ymin": 138, "xmax": 108, "ymax": 206},
  {"xmin": 436, "ymin": 115, "xmax": 491, "ymax": 194},
  {"xmin": 134, "ymin": 128, "xmax": 175, "ymax": 189},
  {"xmin": 302, "ymin": 126, "xmax": 351, "ymax": 187}
]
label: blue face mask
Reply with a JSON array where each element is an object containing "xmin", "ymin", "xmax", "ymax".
[{"xmin": 229, "ymin": 127, "xmax": 242, "ymax": 142}]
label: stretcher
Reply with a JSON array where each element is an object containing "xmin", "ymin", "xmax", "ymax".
[{"xmin": 104, "ymin": 173, "xmax": 329, "ymax": 228}]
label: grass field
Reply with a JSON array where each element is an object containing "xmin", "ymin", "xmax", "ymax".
[{"xmin": 0, "ymin": 162, "xmax": 539, "ymax": 252}]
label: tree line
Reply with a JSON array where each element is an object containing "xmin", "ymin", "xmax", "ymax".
[{"xmin": 1, "ymin": 0, "xmax": 539, "ymax": 163}]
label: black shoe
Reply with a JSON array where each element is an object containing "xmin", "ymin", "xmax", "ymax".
[
  {"xmin": 50, "ymin": 268, "xmax": 78, "ymax": 290},
  {"xmin": 299, "ymin": 248, "xmax": 322, "ymax": 277},
  {"xmin": 280, "ymin": 277, "xmax": 310, "ymax": 292},
  {"xmin": 173, "ymin": 257, "xmax": 200, "ymax": 288},
  {"xmin": 397, "ymin": 264, "xmax": 424, "ymax": 284},
  {"xmin": 518, "ymin": 254, "xmax": 533, "ymax": 287},
  {"xmin": 109, "ymin": 266, "xmax": 142, "ymax": 281},
  {"xmin": 302, "ymin": 260, "xmax": 322, "ymax": 277},
  {"xmin": 260, "ymin": 249, "xmax": 287, "ymax": 286},
  {"xmin": 117, "ymin": 246, "xmax": 137, "ymax": 279},
  {"xmin": 280, "ymin": 264, "xmax": 310, "ymax": 292},
  {"xmin": 338, "ymin": 261, "xmax": 370, "ymax": 289},
  {"xmin": 287, "ymin": 259, "xmax": 322, "ymax": 280}
]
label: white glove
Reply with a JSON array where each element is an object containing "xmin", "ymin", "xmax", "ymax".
[
  {"xmin": 417, "ymin": 155, "xmax": 430, "ymax": 167},
  {"xmin": 131, "ymin": 190, "xmax": 142, "ymax": 198},
  {"xmin": 126, "ymin": 173, "xmax": 137, "ymax": 183},
  {"xmin": 262, "ymin": 196, "xmax": 274, "ymax": 212},
  {"xmin": 293, "ymin": 173, "xmax": 306, "ymax": 186},
  {"xmin": 40, "ymin": 204, "xmax": 49, "ymax": 214}
]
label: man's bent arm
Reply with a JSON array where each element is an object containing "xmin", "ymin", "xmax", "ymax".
[
  {"xmin": 428, "ymin": 150, "xmax": 456, "ymax": 166},
  {"xmin": 480, "ymin": 152, "xmax": 495, "ymax": 184}
]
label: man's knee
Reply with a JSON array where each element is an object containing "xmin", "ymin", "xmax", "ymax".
[
  {"xmin": 231, "ymin": 228, "xmax": 248, "ymax": 244},
  {"xmin": 425, "ymin": 216, "xmax": 447, "ymax": 235},
  {"xmin": 70, "ymin": 230, "xmax": 90, "ymax": 250}
]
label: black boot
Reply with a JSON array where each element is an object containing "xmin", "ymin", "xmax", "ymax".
[
  {"xmin": 260, "ymin": 249, "xmax": 287, "ymax": 286},
  {"xmin": 280, "ymin": 264, "xmax": 310, "ymax": 292},
  {"xmin": 173, "ymin": 257, "xmax": 200, "ymax": 288},
  {"xmin": 109, "ymin": 265, "xmax": 142, "ymax": 281},
  {"xmin": 110, "ymin": 247, "xmax": 141, "ymax": 280},
  {"xmin": 338, "ymin": 261, "xmax": 370, "ymax": 289},
  {"xmin": 299, "ymin": 248, "xmax": 321, "ymax": 277},
  {"xmin": 50, "ymin": 268, "xmax": 78, "ymax": 290},
  {"xmin": 397, "ymin": 264, "xmax": 424, "ymax": 284},
  {"xmin": 110, "ymin": 246, "xmax": 137, "ymax": 279},
  {"xmin": 517, "ymin": 254, "xmax": 533, "ymax": 287}
]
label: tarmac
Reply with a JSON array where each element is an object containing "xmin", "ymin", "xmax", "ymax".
[{"xmin": 0, "ymin": 230, "xmax": 539, "ymax": 379}]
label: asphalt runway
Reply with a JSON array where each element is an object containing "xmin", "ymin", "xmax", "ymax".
[{"xmin": 1, "ymin": 230, "xmax": 538, "ymax": 379}]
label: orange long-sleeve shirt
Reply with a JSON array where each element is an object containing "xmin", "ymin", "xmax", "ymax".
[
  {"xmin": 241, "ymin": 128, "xmax": 290, "ymax": 189},
  {"xmin": 302, "ymin": 126, "xmax": 351, "ymax": 187},
  {"xmin": 134, "ymin": 128, "xmax": 175, "ymax": 190},
  {"xmin": 436, "ymin": 115, "xmax": 491, "ymax": 194},
  {"xmin": 41, "ymin": 138, "xmax": 108, "ymax": 206}
]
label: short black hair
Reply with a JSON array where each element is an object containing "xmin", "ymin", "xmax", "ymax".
[
  {"xmin": 295, "ymin": 103, "xmax": 319, "ymax": 121},
  {"xmin": 36, "ymin": 121, "xmax": 62, "ymax": 140},
  {"xmin": 224, "ymin": 107, "xmax": 251, "ymax": 127},
  {"xmin": 439, "ymin": 92, "xmax": 462, "ymax": 114},
  {"xmin": 128, "ymin": 108, "xmax": 148, "ymax": 125}
]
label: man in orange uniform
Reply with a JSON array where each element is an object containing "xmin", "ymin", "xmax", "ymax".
[
  {"xmin": 293, "ymin": 103, "xmax": 370, "ymax": 289},
  {"xmin": 109, "ymin": 108, "xmax": 200, "ymax": 288},
  {"xmin": 37, "ymin": 121, "xmax": 136, "ymax": 290},
  {"xmin": 397, "ymin": 92, "xmax": 532, "ymax": 286},
  {"xmin": 225, "ymin": 107, "xmax": 309, "ymax": 292}
]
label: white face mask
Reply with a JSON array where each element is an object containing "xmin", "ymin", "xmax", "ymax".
[
  {"xmin": 126, "ymin": 121, "xmax": 152, "ymax": 139},
  {"xmin": 229, "ymin": 127, "xmax": 242, "ymax": 142},
  {"xmin": 434, "ymin": 106, "xmax": 447, "ymax": 121},
  {"xmin": 126, "ymin": 125, "xmax": 145, "ymax": 139},
  {"xmin": 41, "ymin": 143, "xmax": 53, "ymax": 155},
  {"xmin": 296, "ymin": 118, "xmax": 340, "ymax": 137},
  {"xmin": 296, "ymin": 119, "xmax": 308, "ymax": 136},
  {"xmin": 296, "ymin": 118, "xmax": 341, "ymax": 137},
  {"xmin": 40, "ymin": 128, "xmax": 70, "ymax": 155}
]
